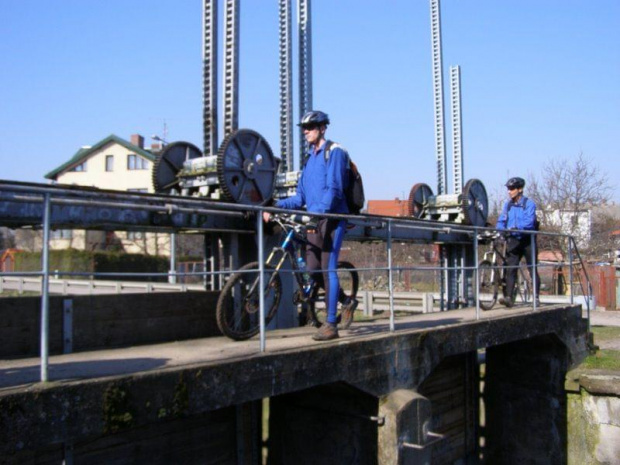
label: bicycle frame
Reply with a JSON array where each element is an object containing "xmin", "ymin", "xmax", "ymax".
[
  {"xmin": 482, "ymin": 236, "xmax": 532, "ymax": 304},
  {"xmin": 248, "ymin": 218, "xmax": 312, "ymax": 301}
]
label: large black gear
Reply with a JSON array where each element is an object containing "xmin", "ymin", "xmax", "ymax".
[
  {"xmin": 461, "ymin": 178, "xmax": 488, "ymax": 226},
  {"xmin": 216, "ymin": 129, "xmax": 279, "ymax": 205},
  {"xmin": 407, "ymin": 183, "xmax": 434, "ymax": 218},
  {"xmin": 152, "ymin": 142, "xmax": 202, "ymax": 194}
]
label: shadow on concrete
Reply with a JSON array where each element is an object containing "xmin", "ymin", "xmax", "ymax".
[
  {"xmin": 345, "ymin": 317, "xmax": 465, "ymax": 337},
  {"xmin": 0, "ymin": 357, "xmax": 170, "ymax": 390}
]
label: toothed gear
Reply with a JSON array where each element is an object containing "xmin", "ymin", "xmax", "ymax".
[
  {"xmin": 216, "ymin": 129, "xmax": 278, "ymax": 205},
  {"xmin": 152, "ymin": 142, "xmax": 202, "ymax": 194},
  {"xmin": 407, "ymin": 183, "xmax": 434, "ymax": 218},
  {"xmin": 461, "ymin": 178, "xmax": 488, "ymax": 226}
]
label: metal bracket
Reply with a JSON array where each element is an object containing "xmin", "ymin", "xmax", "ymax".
[
  {"xmin": 401, "ymin": 431, "xmax": 445, "ymax": 450},
  {"xmin": 63, "ymin": 299, "xmax": 73, "ymax": 354}
]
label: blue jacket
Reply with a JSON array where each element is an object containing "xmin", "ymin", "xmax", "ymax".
[
  {"xmin": 276, "ymin": 141, "xmax": 349, "ymax": 214},
  {"xmin": 496, "ymin": 196, "xmax": 537, "ymax": 238}
]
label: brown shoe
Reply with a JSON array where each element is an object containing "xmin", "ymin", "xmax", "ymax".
[
  {"xmin": 499, "ymin": 297, "xmax": 514, "ymax": 308},
  {"xmin": 312, "ymin": 322, "xmax": 339, "ymax": 341},
  {"xmin": 340, "ymin": 298, "xmax": 358, "ymax": 329}
]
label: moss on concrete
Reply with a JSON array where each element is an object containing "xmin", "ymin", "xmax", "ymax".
[
  {"xmin": 102, "ymin": 385, "xmax": 134, "ymax": 434},
  {"xmin": 172, "ymin": 374, "xmax": 189, "ymax": 417},
  {"xmin": 567, "ymin": 391, "xmax": 601, "ymax": 465}
]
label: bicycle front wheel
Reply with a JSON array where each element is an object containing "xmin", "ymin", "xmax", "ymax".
[
  {"xmin": 216, "ymin": 261, "xmax": 282, "ymax": 341},
  {"xmin": 307, "ymin": 261, "xmax": 359, "ymax": 329},
  {"xmin": 478, "ymin": 260, "xmax": 498, "ymax": 310}
]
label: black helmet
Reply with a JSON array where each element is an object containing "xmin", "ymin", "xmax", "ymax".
[
  {"xmin": 298, "ymin": 110, "xmax": 330, "ymax": 128},
  {"xmin": 505, "ymin": 177, "xmax": 525, "ymax": 189}
]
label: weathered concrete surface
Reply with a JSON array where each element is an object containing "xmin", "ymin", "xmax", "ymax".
[
  {"xmin": 485, "ymin": 334, "xmax": 571, "ymax": 464},
  {"xmin": 0, "ymin": 292, "xmax": 220, "ymax": 358},
  {"xmin": 268, "ymin": 384, "xmax": 378, "ymax": 464},
  {"xmin": 567, "ymin": 369, "xmax": 620, "ymax": 465},
  {"xmin": 0, "ymin": 305, "xmax": 588, "ymax": 458},
  {"xmin": 378, "ymin": 390, "xmax": 431, "ymax": 465}
]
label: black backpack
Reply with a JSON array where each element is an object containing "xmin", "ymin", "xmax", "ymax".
[{"xmin": 315, "ymin": 141, "xmax": 365, "ymax": 214}]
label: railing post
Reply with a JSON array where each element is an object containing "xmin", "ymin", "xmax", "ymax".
[
  {"xmin": 531, "ymin": 232, "xmax": 537, "ymax": 310},
  {"xmin": 169, "ymin": 232, "xmax": 177, "ymax": 284},
  {"xmin": 387, "ymin": 220, "xmax": 395, "ymax": 332},
  {"xmin": 474, "ymin": 228, "xmax": 480, "ymax": 320},
  {"xmin": 568, "ymin": 237, "xmax": 574, "ymax": 305},
  {"xmin": 40, "ymin": 193, "xmax": 51, "ymax": 382},
  {"xmin": 257, "ymin": 210, "xmax": 266, "ymax": 352}
]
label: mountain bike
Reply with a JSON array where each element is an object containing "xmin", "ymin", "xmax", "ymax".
[
  {"xmin": 477, "ymin": 232, "xmax": 533, "ymax": 310},
  {"xmin": 216, "ymin": 214, "xmax": 359, "ymax": 341}
]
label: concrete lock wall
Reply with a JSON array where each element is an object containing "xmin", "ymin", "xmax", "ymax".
[
  {"xmin": 0, "ymin": 292, "xmax": 220, "ymax": 357},
  {"xmin": 567, "ymin": 371, "xmax": 620, "ymax": 464},
  {"xmin": 484, "ymin": 334, "xmax": 570, "ymax": 465},
  {"xmin": 3, "ymin": 405, "xmax": 243, "ymax": 465},
  {"xmin": 266, "ymin": 352, "xmax": 479, "ymax": 464}
]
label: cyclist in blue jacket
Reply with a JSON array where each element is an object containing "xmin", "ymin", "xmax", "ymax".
[
  {"xmin": 265, "ymin": 110, "xmax": 354, "ymax": 340},
  {"xmin": 496, "ymin": 176, "xmax": 541, "ymax": 307}
]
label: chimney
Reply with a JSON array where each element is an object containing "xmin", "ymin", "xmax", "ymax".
[{"xmin": 131, "ymin": 134, "xmax": 144, "ymax": 149}]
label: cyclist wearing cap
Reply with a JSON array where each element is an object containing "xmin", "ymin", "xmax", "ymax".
[
  {"xmin": 265, "ymin": 110, "xmax": 354, "ymax": 341},
  {"xmin": 496, "ymin": 177, "xmax": 540, "ymax": 307}
]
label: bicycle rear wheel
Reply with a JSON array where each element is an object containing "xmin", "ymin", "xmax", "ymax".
[
  {"xmin": 514, "ymin": 263, "xmax": 532, "ymax": 304},
  {"xmin": 216, "ymin": 261, "xmax": 282, "ymax": 341},
  {"xmin": 478, "ymin": 260, "xmax": 498, "ymax": 310},
  {"xmin": 308, "ymin": 261, "xmax": 359, "ymax": 329}
]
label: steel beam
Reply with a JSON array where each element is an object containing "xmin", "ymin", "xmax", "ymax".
[
  {"xmin": 279, "ymin": 0, "xmax": 294, "ymax": 172},
  {"xmin": 450, "ymin": 65, "xmax": 463, "ymax": 195},
  {"xmin": 297, "ymin": 0, "xmax": 313, "ymax": 166},
  {"xmin": 202, "ymin": 0, "xmax": 218, "ymax": 156},
  {"xmin": 224, "ymin": 0, "xmax": 240, "ymax": 136},
  {"xmin": 430, "ymin": 0, "xmax": 447, "ymax": 195}
]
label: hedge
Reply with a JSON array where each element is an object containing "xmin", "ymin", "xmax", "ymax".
[{"xmin": 14, "ymin": 249, "xmax": 170, "ymax": 282}]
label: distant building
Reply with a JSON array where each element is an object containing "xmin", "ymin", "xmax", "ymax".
[
  {"xmin": 18, "ymin": 134, "xmax": 170, "ymax": 255},
  {"xmin": 544, "ymin": 209, "xmax": 592, "ymax": 249},
  {"xmin": 367, "ymin": 198, "xmax": 410, "ymax": 217}
]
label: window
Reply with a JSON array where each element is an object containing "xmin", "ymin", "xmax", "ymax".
[
  {"xmin": 127, "ymin": 154, "xmax": 150, "ymax": 170},
  {"xmin": 69, "ymin": 161, "xmax": 87, "ymax": 172},
  {"xmin": 105, "ymin": 155, "xmax": 114, "ymax": 172},
  {"xmin": 51, "ymin": 229, "xmax": 73, "ymax": 240},
  {"xmin": 127, "ymin": 231, "xmax": 144, "ymax": 241}
]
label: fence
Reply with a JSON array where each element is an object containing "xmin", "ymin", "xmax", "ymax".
[{"xmin": 0, "ymin": 183, "xmax": 593, "ymax": 382}]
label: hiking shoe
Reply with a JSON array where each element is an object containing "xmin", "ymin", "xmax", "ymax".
[
  {"xmin": 499, "ymin": 297, "xmax": 514, "ymax": 308},
  {"xmin": 340, "ymin": 298, "xmax": 358, "ymax": 330},
  {"xmin": 312, "ymin": 322, "xmax": 339, "ymax": 341}
]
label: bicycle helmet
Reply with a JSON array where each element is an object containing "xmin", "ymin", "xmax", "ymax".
[
  {"xmin": 505, "ymin": 177, "xmax": 525, "ymax": 189},
  {"xmin": 298, "ymin": 110, "xmax": 330, "ymax": 128}
]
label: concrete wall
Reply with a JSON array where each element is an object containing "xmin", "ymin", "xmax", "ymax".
[
  {"xmin": 484, "ymin": 334, "xmax": 570, "ymax": 464},
  {"xmin": 567, "ymin": 370, "xmax": 620, "ymax": 464},
  {"xmin": 0, "ymin": 292, "xmax": 220, "ymax": 357}
]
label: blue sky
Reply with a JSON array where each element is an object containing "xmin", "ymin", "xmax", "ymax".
[{"xmin": 1, "ymin": 0, "xmax": 619, "ymax": 204}]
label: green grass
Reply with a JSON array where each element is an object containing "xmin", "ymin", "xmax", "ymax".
[
  {"xmin": 581, "ymin": 350, "xmax": 620, "ymax": 370},
  {"xmin": 582, "ymin": 326, "xmax": 620, "ymax": 370},
  {"xmin": 590, "ymin": 325, "xmax": 620, "ymax": 344}
]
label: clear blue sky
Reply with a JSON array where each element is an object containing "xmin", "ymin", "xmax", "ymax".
[{"xmin": 1, "ymin": 0, "xmax": 619, "ymax": 203}]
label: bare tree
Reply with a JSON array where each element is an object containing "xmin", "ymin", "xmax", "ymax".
[{"xmin": 527, "ymin": 152, "xmax": 613, "ymax": 258}]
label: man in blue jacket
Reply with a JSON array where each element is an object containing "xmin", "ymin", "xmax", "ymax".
[
  {"xmin": 267, "ymin": 110, "xmax": 353, "ymax": 340},
  {"xmin": 496, "ymin": 177, "xmax": 540, "ymax": 307}
]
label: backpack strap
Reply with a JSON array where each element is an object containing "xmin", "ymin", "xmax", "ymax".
[
  {"xmin": 323, "ymin": 140, "xmax": 334, "ymax": 162},
  {"xmin": 323, "ymin": 140, "xmax": 351, "ymax": 169}
]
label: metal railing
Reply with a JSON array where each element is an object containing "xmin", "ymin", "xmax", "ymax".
[{"xmin": 0, "ymin": 185, "xmax": 593, "ymax": 381}]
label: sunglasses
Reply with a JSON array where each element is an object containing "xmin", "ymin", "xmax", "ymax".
[{"xmin": 301, "ymin": 124, "xmax": 320, "ymax": 131}]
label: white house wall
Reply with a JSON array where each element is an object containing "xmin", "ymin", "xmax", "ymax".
[{"xmin": 56, "ymin": 142, "xmax": 153, "ymax": 192}]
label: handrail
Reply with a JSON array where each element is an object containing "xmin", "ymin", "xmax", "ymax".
[{"xmin": 568, "ymin": 236, "xmax": 594, "ymax": 330}]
